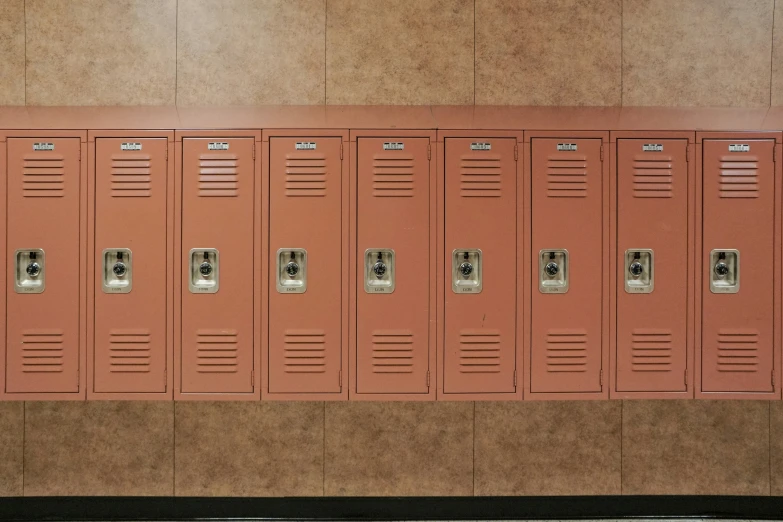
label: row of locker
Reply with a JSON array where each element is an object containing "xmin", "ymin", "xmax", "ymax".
[{"xmin": 0, "ymin": 129, "xmax": 779, "ymax": 400}]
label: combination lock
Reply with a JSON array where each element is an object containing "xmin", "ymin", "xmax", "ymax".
[
  {"xmin": 26, "ymin": 262, "xmax": 41, "ymax": 278},
  {"xmin": 199, "ymin": 262, "xmax": 213, "ymax": 277},
  {"xmin": 373, "ymin": 261, "xmax": 387, "ymax": 278},
  {"xmin": 544, "ymin": 261, "xmax": 559, "ymax": 277},
  {"xmin": 285, "ymin": 261, "xmax": 300, "ymax": 277},
  {"xmin": 629, "ymin": 261, "xmax": 644, "ymax": 277}
]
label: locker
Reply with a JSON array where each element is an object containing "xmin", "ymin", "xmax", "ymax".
[
  {"xmin": 268, "ymin": 137, "xmax": 343, "ymax": 395},
  {"xmin": 616, "ymin": 139, "xmax": 689, "ymax": 393},
  {"xmin": 180, "ymin": 138, "xmax": 254, "ymax": 395},
  {"xmin": 5, "ymin": 138, "xmax": 81, "ymax": 394},
  {"xmin": 443, "ymin": 137, "xmax": 517, "ymax": 395},
  {"xmin": 93, "ymin": 137, "xmax": 169, "ymax": 395},
  {"xmin": 356, "ymin": 137, "xmax": 432, "ymax": 395},
  {"xmin": 701, "ymin": 139, "xmax": 775, "ymax": 393},
  {"xmin": 530, "ymin": 138, "xmax": 604, "ymax": 394}
]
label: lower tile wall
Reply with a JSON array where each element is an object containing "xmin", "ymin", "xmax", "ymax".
[{"xmin": 0, "ymin": 401, "xmax": 779, "ymax": 497}]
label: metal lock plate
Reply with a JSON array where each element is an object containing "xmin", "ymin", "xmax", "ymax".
[
  {"xmin": 277, "ymin": 248, "xmax": 307, "ymax": 293},
  {"xmin": 14, "ymin": 249, "xmax": 45, "ymax": 294},
  {"xmin": 364, "ymin": 249, "xmax": 395, "ymax": 294},
  {"xmin": 710, "ymin": 249, "xmax": 739, "ymax": 294},
  {"xmin": 102, "ymin": 248, "xmax": 132, "ymax": 293},
  {"xmin": 539, "ymin": 249, "xmax": 568, "ymax": 293},
  {"xmin": 452, "ymin": 249, "xmax": 482, "ymax": 293},
  {"xmin": 189, "ymin": 248, "xmax": 219, "ymax": 294},
  {"xmin": 625, "ymin": 249, "xmax": 654, "ymax": 294}
]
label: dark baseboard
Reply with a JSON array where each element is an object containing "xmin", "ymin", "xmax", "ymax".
[{"xmin": 0, "ymin": 495, "xmax": 782, "ymax": 521}]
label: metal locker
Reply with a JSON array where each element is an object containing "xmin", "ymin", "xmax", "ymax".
[
  {"xmin": 5, "ymin": 138, "xmax": 81, "ymax": 394},
  {"xmin": 443, "ymin": 137, "xmax": 516, "ymax": 395},
  {"xmin": 530, "ymin": 138, "xmax": 603, "ymax": 394},
  {"xmin": 356, "ymin": 137, "xmax": 431, "ymax": 395},
  {"xmin": 268, "ymin": 137, "xmax": 343, "ymax": 395},
  {"xmin": 93, "ymin": 137, "xmax": 169, "ymax": 395},
  {"xmin": 701, "ymin": 139, "xmax": 775, "ymax": 393},
  {"xmin": 181, "ymin": 138, "xmax": 254, "ymax": 395},
  {"xmin": 616, "ymin": 139, "xmax": 689, "ymax": 393}
]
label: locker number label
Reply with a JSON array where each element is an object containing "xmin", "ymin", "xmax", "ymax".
[
  {"xmin": 383, "ymin": 142, "xmax": 405, "ymax": 151},
  {"xmin": 557, "ymin": 143, "xmax": 578, "ymax": 151},
  {"xmin": 471, "ymin": 142, "xmax": 492, "ymax": 151},
  {"xmin": 643, "ymin": 144, "xmax": 664, "ymax": 152},
  {"xmin": 33, "ymin": 142, "xmax": 55, "ymax": 151},
  {"xmin": 208, "ymin": 142, "xmax": 229, "ymax": 150},
  {"xmin": 729, "ymin": 144, "xmax": 750, "ymax": 152},
  {"xmin": 295, "ymin": 142, "xmax": 317, "ymax": 150},
  {"xmin": 121, "ymin": 142, "xmax": 142, "ymax": 151}
]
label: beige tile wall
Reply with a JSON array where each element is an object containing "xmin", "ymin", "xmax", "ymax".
[{"xmin": 1, "ymin": 0, "xmax": 781, "ymax": 106}]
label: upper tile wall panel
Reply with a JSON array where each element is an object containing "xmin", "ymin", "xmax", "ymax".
[
  {"xmin": 771, "ymin": 0, "xmax": 783, "ymax": 105},
  {"xmin": 623, "ymin": 0, "xmax": 773, "ymax": 107},
  {"xmin": 0, "ymin": 0, "xmax": 25, "ymax": 105},
  {"xmin": 475, "ymin": 0, "xmax": 622, "ymax": 106},
  {"xmin": 326, "ymin": 0, "xmax": 474, "ymax": 105},
  {"xmin": 177, "ymin": 0, "xmax": 326, "ymax": 106},
  {"xmin": 25, "ymin": 0, "xmax": 176, "ymax": 106}
]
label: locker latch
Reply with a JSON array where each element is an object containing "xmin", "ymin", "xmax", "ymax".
[
  {"xmin": 452, "ymin": 249, "xmax": 482, "ymax": 293},
  {"xmin": 102, "ymin": 248, "xmax": 132, "ymax": 293},
  {"xmin": 14, "ymin": 249, "xmax": 45, "ymax": 294},
  {"xmin": 709, "ymin": 249, "xmax": 739, "ymax": 294},
  {"xmin": 624, "ymin": 249, "xmax": 654, "ymax": 294},
  {"xmin": 364, "ymin": 249, "xmax": 395, "ymax": 293},
  {"xmin": 189, "ymin": 248, "xmax": 219, "ymax": 294},
  {"xmin": 276, "ymin": 248, "xmax": 307, "ymax": 293},
  {"xmin": 539, "ymin": 249, "xmax": 568, "ymax": 293}
]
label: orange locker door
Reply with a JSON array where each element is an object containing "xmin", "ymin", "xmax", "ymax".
[
  {"xmin": 181, "ymin": 138, "xmax": 254, "ymax": 394},
  {"xmin": 268, "ymin": 137, "xmax": 342, "ymax": 394},
  {"xmin": 94, "ymin": 138, "xmax": 168, "ymax": 394},
  {"xmin": 6, "ymin": 138, "xmax": 81, "ymax": 394},
  {"xmin": 443, "ymin": 137, "xmax": 516, "ymax": 394},
  {"xmin": 616, "ymin": 139, "xmax": 688, "ymax": 392},
  {"xmin": 702, "ymin": 139, "xmax": 775, "ymax": 393},
  {"xmin": 531, "ymin": 138, "xmax": 603, "ymax": 394},
  {"xmin": 356, "ymin": 137, "xmax": 431, "ymax": 394}
]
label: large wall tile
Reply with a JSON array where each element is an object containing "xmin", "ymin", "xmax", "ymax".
[
  {"xmin": 324, "ymin": 402, "xmax": 473, "ymax": 496},
  {"xmin": 175, "ymin": 402, "xmax": 324, "ymax": 496},
  {"xmin": 770, "ymin": 401, "xmax": 783, "ymax": 495},
  {"xmin": 177, "ymin": 0, "xmax": 325, "ymax": 105},
  {"xmin": 24, "ymin": 402, "xmax": 174, "ymax": 496},
  {"xmin": 0, "ymin": 403, "xmax": 23, "ymax": 496},
  {"xmin": 475, "ymin": 0, "xmax": 621, "ymax": 106},
  {"xmin": 25, "ymin": 0, "xmax": 176, "ymax": 105},
  {"xmin": 623, "ymin": 0, "xmax": 773, "ymax": 107},
  {"xmin": 623, "ymin": 401, "xmax": 769, "ymax": 495},
  {"xmin": 475, "ymin": 401, "xmax": 621, "ymax": 495},
  {"xmin": 772, "ymin": 0, "xmax": 783, "ymax": 105},
  {"xmin": 326, "ymin": 0, "xmax": 474, "ymax": 105},
  {"xmin": 0, "ymin": 0, "xmax": 25, "ymax": 105}
]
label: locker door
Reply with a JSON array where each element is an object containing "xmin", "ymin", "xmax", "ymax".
[
  {"xmin": 356, "ymin": 137, "xmax": 430, "ymax": 394},
  {"xmin": 443, "ymin": 137, "xmax": 516, "ymax": 394},
  {"xmin": 94, "ymin": 138, "xmax": 168, "ymax": 394},
  {"xmin": 616, "ymin": 139, "xmax": 688, "ymax": 392},
  {"xmin": 6, "ymin": 138, "xmax": 81, "ymax": 393},
  {"xmin": 702, "ymin": 139, "xmax": 774, "ymax": 393},
  {"xmin": 531, "ymin": 138, "xmax": 603, "ymax": 393},
  {"xmin": 268, "ymin": 137, "xmax": 342, "ymax": 394},
  {"xmin": 181, "ymin": 138, "xmax": 254, "ymax": 394}
]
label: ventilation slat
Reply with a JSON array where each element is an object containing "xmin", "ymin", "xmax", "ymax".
[
  {"xmin": 198, "ymin": 153, "xmax": 238, "ymax": 198},
  {"xmin": 459, "ymin": 329, "xmax": 501, "ymax": 373},
  {"xmin": 546, "ymin": 329, "xmax": 587, "ymax": 373},
  {"xmin": 547, "ymin": 156, "xmax": 587, "ymax": 198},
  {"xmin": 631, "ymin": 328, "xmax": 673, "ymax": 372},
  {"xmin": 717, "ymin": 329, "xmax": 759, "ymax": 372},
  {"xmin": 719, "ymin": 156, "xmax": 760, "ymax": 198},
  {"xmin": 21, "ymin": 330, "xmax": 64, "ymax": 373},
  {"xmin": 111, "ymin": 154, "xmax": 152, "ymax": 198},
  {"xmin": 285, "ymin": 153, "xmax": 327, "ymax": 197},
  {"xmin": 373, "ymin": 155, "xmax": 413, "ymax": 197},
  {"xmin": 372, "ymin": 330, "xmax": 414, "ymax": 373},
  {"xmin": 23, "ymin": 155, "xmax": 65, "ymax": 198},
  {"xmin": 460, "ymin": 155, "xmax": 501, "ymax": 198},
  {"xmin": 283, "ymin": 329, "xmax": 326, "ymax": 373},
  {"xmin": 109, "ymin": 330, "xmax": 151, "ymax": 373}
]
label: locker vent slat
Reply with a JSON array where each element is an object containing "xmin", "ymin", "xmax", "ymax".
[
  {"xmin": 719, "ymin": 155, "xmax": 759, "ymax": 199},
  {"xmin": 373, "ymin": 155, "xmax": 414, "ymax": 197},
  {"xmin": 108, "ymin": 329, "xmax": 151, "ymax": 373},
  {"xmin": 199, "ymin": 154, "xmax": 238, "ymax": 197},
  {"xmin": 546, "ymin": 329, "xmax": 587, "ymax": 372},
  {"xmin": 284, "ymin": 329, "xmax": 326, "ymax": 373},
  {"xmin": 21, "ymin": 329, "xmax": 64, "ymax": 373},
  {"xmin": 631, "ymin": 328, "xmax": 672, "ymax": 372},
  {"xmin": 111, "ymin": 154, "xmax": 152, "ymax": 198},
  {"xmin": 717, "ymin": 329, "xmax": 759, "ymax": 372},
  {"xmin": 546, "ymin": 155, "xmax": 587, "ymax": 198},
  {"xmin": 372, "ymin": 330, "xmax": 414, "ymax": 373},
  {"xmin": 23, "ymin": 154, "xmax": 65, "ymax": 198},
  {"xmin": 460, "ymin": 156, "xmax": 501, "ymax": 198},
  {"xmin": 632, "ymin": 155, "xmax": 673, "ymax": 198},
  {"xmin": 196, "ymin": 329, "xmax": 238, "ymax": 373},
  {"xmin": 286, "ymin": 153, "xmax": 326, "ymax": 197},
  {"xmin": 459, "ymin": 329, "xmax": 501, "ymax": 373}
]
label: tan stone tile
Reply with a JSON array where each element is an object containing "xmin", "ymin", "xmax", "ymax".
[
  {"xmin": 0, "ymin": 0, "xmax": 25, "ymax": 105},
  {"xmin": 0, "ymin": 403, "xmax": 23, "ymax": 496}
]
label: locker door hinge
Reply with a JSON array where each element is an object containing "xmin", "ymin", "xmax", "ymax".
[
  {"xmin": 685, "ymin": 144, "xmax": 690, "ymax": 162},
  {"xmin": 252, "ymin": 143, "xmax": 256, "ymax": 160},
  {"xmin": 514, "ymin": 144, "xmax": 519, "ymax": 161},
  {"xmin": 513, "ymin": 370, "xmax": 517, "ymax": 387},
  {"xmin": 340, "ymin": 142, "xmax": 344, "ymax": 160},
  {"xmin": 339, "ymin": 370, "xmax": 342, "ymax": 387},
  {"xmin": 164, "ymin": 369, "xmax": 167, "ymax": 386},
  {"xmin": 774, "ymin": 145, "xmax": 777, "ymax": 163},
  {"xmin": 427, "ymin": 143, "xmax": 431, "ymax": 161},
  {"xmin": 600, "ymin": 145, "xmax": 604, "ymax": 162},
  {"xmin": 684, "ymin": 368, "xmax": 688, "ymax": 385},
  {"xmin": 599, "ymin": 369, "xmax": 603, "ymax": 387},
  {"xmin": 77, "ymin": 367, "xmax": 80, "ymax": 387},
  {"xmin": 251, "ymin": 370, "xmax": 255, "ymax": 387},
  {"xmin": 426, "ymin": 370, "xmax": 430, "ymax": 387},
  {"xmin": 79, "ymin": 145, "xmax": 82, "ymax": 162},
  {"xmin": 165, "ymin": 146, "xmax": 168, "ymax": 161},
  {"xmin": 773, "ymin": 370, "xmax": 776, "ymax": 390}
]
